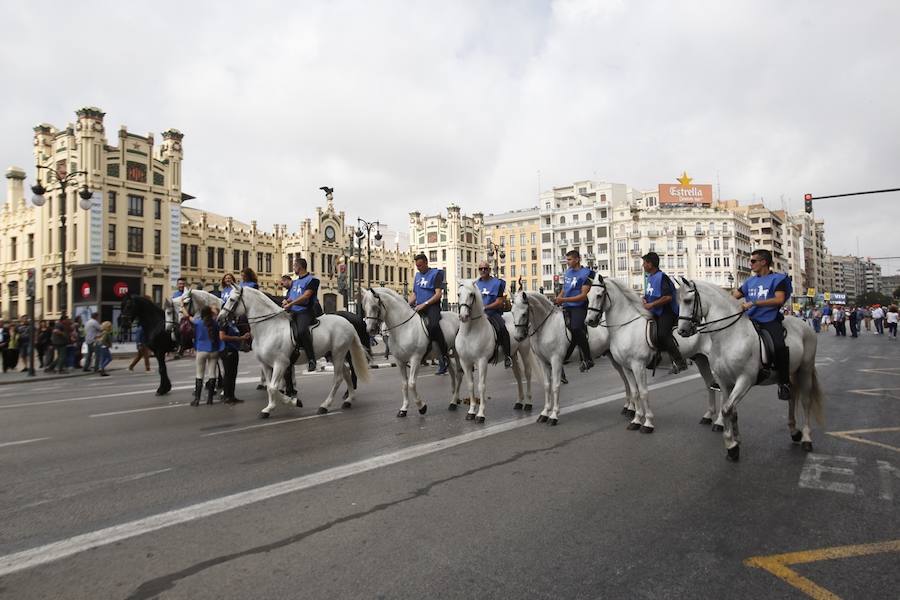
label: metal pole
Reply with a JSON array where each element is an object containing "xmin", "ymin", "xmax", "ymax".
[
  {"xmin": 367, "ymin": 232, "xmax": 372, "ymax": 290},
  {"xmin": 59, "ymin": 183, "xmax": 67, "ymax": 316},
  {"xmin": 27, "ymin": 286, "xmax": 35, "ymax": 377}
]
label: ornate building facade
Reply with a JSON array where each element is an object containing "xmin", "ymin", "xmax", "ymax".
[{"xmin": 482, "ymin": 208, "xmax": 541, "ymax": 293}]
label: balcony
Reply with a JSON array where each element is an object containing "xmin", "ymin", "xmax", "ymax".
[
  {"xmin": 694, "ymin": 230, "xmax": 705, "ymax": 236},
  {"xmin": 630, "ymin": 249, "xmax": 643, "ymax": 257},
  {"xmin": 557, "ymin": 239, "xmax": 568, "ymax": 246},
  {"xmin": 676, "ymin": 229, "xmax": 686, "ymax": 237},
  {"xmin": 647, "ymin": 230, "xmax": 659, "ymax": 237}
]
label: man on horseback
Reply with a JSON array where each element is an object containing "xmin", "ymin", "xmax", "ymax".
[
  {"xmin": 282, "ymin": 258, "xmax": 320, "ymax": 372},
  {"xmin": 474, "ymin": 261, "xmax": 512, "ymax": 368},
  {"xmin": 733, "ymin": 248, "xmax": 793, "ymax": 400},
  {"xmin": 554, "ymin": 249, "xmax": 595, "ymax": 372},
  {"xmin": 641, "ymin": 252, "xmax": 688, "ymax": 373},
  {"xmin": 409, "ymin": 253, "xmax": 450, "ymax": 364},
  {"xmin": 172, "ymin": 277, "xmax": 187, "ymax": 300}
]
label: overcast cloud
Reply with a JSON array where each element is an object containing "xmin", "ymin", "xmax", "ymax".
[{"xmin": 1, "ymin": 0, "xmax": 898, "ymax": 270}]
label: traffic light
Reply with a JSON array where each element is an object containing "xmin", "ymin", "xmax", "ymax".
[
  {"xmin": 804, "ymin": 193, "xmax": 813, "ymax": 214},
  {"xmin": 26, "ymin": 268, "xmax": 35, "ymax": 298}
]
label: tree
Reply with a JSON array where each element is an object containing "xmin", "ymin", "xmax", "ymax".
[
  {"xmin": 893, "ymin": 286, "xmax": 900, "ymax": 299},
  {"xmin": 855, "ymin": 291, "xmax": 892, "ymax": 306}
]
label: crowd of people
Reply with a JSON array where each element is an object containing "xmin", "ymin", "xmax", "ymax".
[
  {"xmin": 791, "ymin": 303, "xmax": 898, "ymax": 339},
  {"xmin": 0, "ymin": 314, "xmax": 116, "ymax": 375}
]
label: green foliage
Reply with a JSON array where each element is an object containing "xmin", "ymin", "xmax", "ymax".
[{"xmin": 855, "ymin": 290, "xmax": 892, "ymax": 306}]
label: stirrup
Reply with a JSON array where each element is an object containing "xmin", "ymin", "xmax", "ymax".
[{"xmin": 504, "ymin": 355, "xmax": 513, "ymax": 369}]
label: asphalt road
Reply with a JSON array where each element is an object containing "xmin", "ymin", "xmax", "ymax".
[{"xmin": 0, "ymin": 330, "xmax": 897, "ymax": 599}]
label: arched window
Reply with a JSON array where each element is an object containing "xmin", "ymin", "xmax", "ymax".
[
  {"xmin": 585, "ymin": 213, "xmax": 592, "ymax": 221},
  {"xmin": 559, "ymin": 216, "xmax": 566, "ymax": 225}
]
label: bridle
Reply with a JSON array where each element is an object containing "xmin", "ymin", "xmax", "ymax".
[
  {"xmin": 219, "ymin": 286, "xmax": 285, "ymax": 325},
  {"xmin": 677, "ymin": 280, "xmax": 745, "ymax": 336},
  {"xmin": 362, "ymin": 288, "xmax": 418, "ymax": 333},
  {"xmin": 513, "ymin": 292, "xmax": 556, "ymax": 339},
  {"xmin": 457, "ymin": 286, "xmax": 483, "ymax": 322},
  {"xmin": 586, "ymin": 278, "xmax": 644, "ymax": 329}
]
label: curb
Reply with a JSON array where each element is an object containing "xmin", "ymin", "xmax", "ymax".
[{"xmin": 0, "ymin": 367, "xmax": 124, "ymax": 386}]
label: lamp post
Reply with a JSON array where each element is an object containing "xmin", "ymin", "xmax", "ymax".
[
  {"xmin": 30, "ymin": 165, "xmax": 93, "ymax": 316},
  {"xmin": 355, "ymin": 218, "xmax": 382, "ymax": 290},
  {"xmin": 727, "ymin": 272, "xmax": 735, "ymax": 289},
  {"xmin": 486, "ymin": 240, "xmax": 505, "ymax": 276}
]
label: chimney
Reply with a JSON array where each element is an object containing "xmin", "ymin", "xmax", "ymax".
[{"xmin": 5, "ymin": 166, "xmax": 26, "ymax": 205}]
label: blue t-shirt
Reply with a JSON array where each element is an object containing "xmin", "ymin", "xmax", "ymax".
[
  {"xmin": 191, "ymin": 317, "xmax": 224, "ymax": 352},
  {"xmin": 172, "ymin": 289, "xmax": 184, "ymax": 299},
  {"xmin": 286, "ymin": 273, "xmax": 320, "ymax": 312},
  {"xmin": 740, "ymin": 272, "xmax": 792, "ymax": 323},
  {"xmin": 414, "ymin": 268, "xmax": 444, "ymax": 306},
  {"xmin": 220, "ymin": 285, "xmax": 236, "ymax": 303},
  {"xmin": 222, "ymin": 322, "xmax": 242, "ymax": 351},
  {"xmin": 644, "ymin": 270, "xmax": 679, "ymax": 317},
  {"xmin": 474, "ymin": 277, "xmax": 506, "ymax": 316},
  {"xmin": 562, "ymin": 267, "xmax": 595, "ymax": 308},
  {"xmin": 240, "ymin": 281, "xmax": 258, "ymax": 289},
  {"xmin": 822, "ymin": 306, "xmax": 832, "ymax": 316}
]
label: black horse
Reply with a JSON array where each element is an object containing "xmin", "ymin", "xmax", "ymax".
[{"xmin": 120, "ymin": 294, "xmax": 177, "ymax": 395}]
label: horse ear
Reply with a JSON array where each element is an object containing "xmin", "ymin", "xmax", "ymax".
[
  {"xmin": 597, "ymin": 273, "xmax": 604, "ymax": 284},
  {"xmin": 672, "ymin": 277, "xmax": 681, "ymax": 290}
]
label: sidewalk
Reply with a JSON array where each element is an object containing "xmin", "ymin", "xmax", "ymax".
[{"xmin": 0, "ymin": 341, "xmax": 139, "ymax": 386}]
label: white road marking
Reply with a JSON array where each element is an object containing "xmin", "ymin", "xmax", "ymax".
[
  {"xmin": 0, "ymin": 437, "xmax": 50, "ymax": 449},
  {"xmin": 90, "ymin": 404, "xmax": 190, "ymax": 417},
  {"xmin": 798, "ymin": 453, "xmax": 860, "ymax": 495},
  {"xmin": 0, "ymin": 377, "xmax": 260, "ymax": 410},
  {"xmin": 0, "ymin": 373, "xmax": 700, "ymax": 577},
  {"xmin": 201, "ymin": 411, "xmax": 341, "ymax": 437}
]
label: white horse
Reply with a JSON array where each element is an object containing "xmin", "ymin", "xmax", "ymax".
[
  {"xmin": 360, "ymin": 287, "xmax": 462, "ymax": 417},
  {"xmin": 217, "ymin": 285, "xmax": 370, "ymax": 418},
  {"xmin": 674, "ymin": 332, "xmax": 727, "ymax": 430},
  {"xmin": 455, "ymin": 280, "xmax": 533, "ymax": 423},
  {"xmin": 674, "ymin": 277, "xmax": 824, "ymax": 461},
  {"xmin": 585, "ymin": 275, "xmax": 658, "ymax": 432}
]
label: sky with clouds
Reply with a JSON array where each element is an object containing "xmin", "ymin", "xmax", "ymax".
[{"xmin": 1, "ymin": 0, "xmax": 898, "ymax": 272}]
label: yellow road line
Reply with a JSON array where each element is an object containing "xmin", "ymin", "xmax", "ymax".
[
  {"xmin": 745, "ymin": 539, "xmax": 900, "ymax": 599},
  {"xmin": 827, "ymin": 426, "xmax": 900, "ymax": 454}
]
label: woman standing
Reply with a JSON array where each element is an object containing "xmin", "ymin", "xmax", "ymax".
[
  {"xmin": 240, "ymin": 267, "xmax": 259, "ymax": 289},
  {"xmin": 97, "ymin": 321, "xmax": 113, "ymax": 376},
  {"xmin": 188, "ymin": 305, "xmax": 222, "ymax": 406},
  {"xmin": 36, "ymin": 320, "xmax": 50, "ymax": 369},
  {"xmin": 220, "ymin": 273, "xmax": 238, "ymax": 304},
  {"xmin": 128, "ymin": 323, "xmax": 152, "ymax": 372}
]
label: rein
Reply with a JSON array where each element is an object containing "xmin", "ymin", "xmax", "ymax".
[
  {"xmin": 678, "ymin": 284, "xmax": 746, "ymax": 335},
  {"xmin": 515, "ymin": 295, "xmax": 557, "ymax": 339},
  {"xmin": 363, "ymin": 291, "xmax": 420, "ymax": 333},
  {"xmin": 588, "ymin": 283, "xmax": 649, "ymax": 329}
]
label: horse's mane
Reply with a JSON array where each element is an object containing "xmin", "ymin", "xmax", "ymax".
[
  {"xmin": 604, "ymin": 278, "xmax": 652, "ymax": 318},
  {"xmin": 691, "ymin": 279, "xmax": 742, "ymax": 308},
  {"xmin": 130, "ymin": 295, "xmax": 163, "ymax": 316},
  {"xmin": 520, "ymin": 290, "xmax": 553, "ymax": 310}
]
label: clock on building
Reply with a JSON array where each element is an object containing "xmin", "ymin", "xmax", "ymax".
[{"xmin": 324, "ymin": 225, "xmax": 336, "ymax": 242}]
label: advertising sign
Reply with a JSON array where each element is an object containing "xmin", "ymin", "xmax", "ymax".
[{"xmin": 658, "ymin": 172, "xmax": 713, "ymax": 206}]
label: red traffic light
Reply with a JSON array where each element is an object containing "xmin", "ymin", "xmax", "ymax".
[{"xmin": 803, "ymin": 193, "xmax": 813, "ymax": 201}]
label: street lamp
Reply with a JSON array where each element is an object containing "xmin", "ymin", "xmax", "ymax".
[
  {"xmin": 486, "ymin": 240, "xmax": 505, "ymax": 275},
  {"xmin": 727, "ymin": 272, "xmax": 735, "ymax": 289},
  {"xmin": 30, "ymin": 165, "xmax": 93, "ymax": 316},
  {"xmin": 356, "ymin": 218, "xmax": 382, "ymax": 290}
]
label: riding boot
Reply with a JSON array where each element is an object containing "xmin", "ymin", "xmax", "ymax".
[
  {"xmin": 434, "ymin": 334, "xmax": 450, "ymax": 365},
  {"xmin": 498, "ymin": 325, "xmax": 513, "ymax": 368},
  {"xmin": 206, "ymin": 379, "xmax": 215, "ymax": 404},
  {"xmin": 191, "ymin": 378, "xmax": 202, "ymax": 406},
  {"xmin": 574, "ymin": 329, "xmax": 593, "ymax": 372},
  {"xmin": 668, "ymin": 341, "xmax": 689, "ymax": 374},
  {"xmin": 776, "ymin": 346, "xmax": 792, "ymax": 401},
  {"xmin": 300, "ymin": 331, "xmax": 316, "ymax": 372}
]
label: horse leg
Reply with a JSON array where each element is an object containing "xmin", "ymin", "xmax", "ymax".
[
  {"xmin": 341, "ymin": 360, "xmax": 355, "ymax": 409},
  {"xmin": 633, "ymin": 364, "xmax": 654, "ymax": 433},
  {"xmin": 155, "ymin": 351, "xmax": 171, "ymax": 395},
  {"xmin": 694, "ymin": 355, "xmax": 717, "ymax": 425},
  {"xmin": 621, "ymin": 367, "xmax": 642, "ymax": 430},
  {"xmin": 547, "ymin": 357, "xmax": 562, "ymax": 425},
  {"xmin": 475, "ymin": 358, "xmax": 488, "ymax": 423},
  {"xmin": 397, "ymin": 361, "xmax": 412, "ymax": 417},
  {"xmin": 721, "ymin": 375, "xmax": 754, "ymax": 461},
  {"xmin": 408, "ymin": 357, "xmax": 427, "ymax": 415},
  {"xmin": 794, "ymin": 364, "xmax": 815, "ymax": 451},
  {"xmin": 318, "ymin": 358, "xmax": 344, "ymax": 415},
  {"xmin": 260, "ymin": 362, "xmax": 283, "ymax": 418},
  {"xmin": 448, "ymin": 357, "xmax": 463, "ymax": 408},
  {"xmin": 537, "ymin": 359, "xmax": 552, "ymax": 423},
  {"xmin": 610, "ymin": 357, "xmax": 634, "ymax": 418},
  {"xmin": 521, "ymin": 346, "xmax": 533, "ymax": 411},
  {"xmin": 511, "ymin": 352, "xmax": 525, "ymax": 410},
  {"xmin": 463, "ymin": 357, "xmax": 477, "ymax": 420}
]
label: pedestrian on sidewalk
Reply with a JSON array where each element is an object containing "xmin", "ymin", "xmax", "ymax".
[
  {"xmin": 872, "ymin": 305, "xmax": 885, "ymax": 335},
  {"xmin": 821, "ymin": 303, "xmax": 832, "ymax": 332},
  {"xmin": 70, "ymin": 316, "xmax": 83, "ymax": 370},
  {"xmin": 812, "ymin": 307, "xmax": 822, "ymax": 333},
  {"xmin": 0, "ymin": 324, "xmax": 13, "ymax": 372},
  {"xmin": 16, "ymin": 317, "xmax": 32, "ymax": 372},
  {"xmin": 848, "ymin": 306, "xmax": 860, "ymax": 338},
  {"xmin": 97, "ymin": 321, "xmax": 113, "ymax": 376},
  {"xmin": 886, "ymin": 305, "xmax": 898, "ymax": 340},
  {"xmin": 46, "ymin": 317, "xmax": 70, "ymax": 373},
  {"xmin": 36, "ymin": 320, "xmax": 50, "ymax": 369},
  {"xmin": 863, "ymin": 307, "xmax": 872, "ymax": 332},
  {"xmin": 82, "ymin": 312, "xmax": 101, "ymax": 372},
  {"xmin": 128, "ymin": 323, "xmax": 152, "ymax": 372},
  {"xmin": 833, "ymin": 305, "xmax": 847, "ymax": 336}
]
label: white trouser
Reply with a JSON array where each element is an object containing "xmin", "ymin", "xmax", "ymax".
[{"xmin": 195, "ymin": 351, "xmax": 219, "ymax": 380}]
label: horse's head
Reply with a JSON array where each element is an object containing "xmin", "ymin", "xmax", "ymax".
[
  {"xmin": 674, "ymin": 276, "xmax": 701, "ymax": 337},
  {"xmin": 586, "ymin": 273, "xmax": 608, "ymax": 327},
  {"xmin": 361, "ymin": 288, "xmax": 384, "ymax": 335},
  {"xmin": 217, "ymin": 283, "xmax": 245, "ymax": 324},
  {"xmin": 457, "ymin": 280, "xmax": 477, "ymax": 323},
  {"xmin": 511, "ymin": 290, "xmax": 529, "ymax": 341},
  {"xmin": 120, "ymin": 295, "xmax": 135, "ymax": 328},
  {"xmin": 181, "ymin": 289, "xmax": 196, "ymax": 316}
]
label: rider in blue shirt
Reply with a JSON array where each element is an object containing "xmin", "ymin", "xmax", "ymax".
[
  {"xmin": 554, "ymin": 249, "xmax": 595, "ymax": 372},
  {"xmin": 409, "ymin": 254, "xmax": 450, "ymax": 364},
  {"xmin": 474, "ymin": 261, "xmax": 512, "ymax": 368},
  {"xmin": 641, "ymin": 252, "xmax": 688, "ymax": 373},
  {"xmin": 240, "ymin": 267, "xmax": 259, "ymax": 289},
  {"xmin": 172, "ymin": 277, "xmax": 186, "ymax": 300},
  {"xmin": 282, "ymin": 258, "xmax": 321, "ymax": 372},
  {"xmin": 734, "ymin": 248, "xmax": 793, "ymax": 400}
]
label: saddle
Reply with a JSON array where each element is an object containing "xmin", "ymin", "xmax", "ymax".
[{"xmin": 288, "ymin": 316, "xmax": 321, "ymax": 365}]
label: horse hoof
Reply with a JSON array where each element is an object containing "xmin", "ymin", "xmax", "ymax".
[
  {"xmin": 801, "ymin": 441, "xmax": 813, "ymax": 452},
  {"xmin": 317, "ymin": 407, "xmax": 328, "ymax": 415},
  {"xmin": 259, "ymin": 412, "xmax": 270, "ymax": 419},
  {"xmin": 699, "ymin": 417, "xmax": 712, "ymax": 425},
  {"xmin": 513, "ymin": 402, "xmax": 523, "ymax": 411},
  {"xmin": 476, "ymin": 416, "xmax": 485, "ymax": 424},
  {"xmin": 397, "ymin": 410, "xmax": 407, "ymax": 418},
  {"xmin": 626, "ymin": 422, "xmax": 641, "ymax": 431},
  {"xmin": 295, "ymin": 399, "xmax": 303, "ymax": 408},
  {"xmin": 448, "ymin": 403, "xmax": 458, "ymax": 411},
  {"xmin": 791, "ymin": 431, "xmax": 803, "ymax": 443},
  {"xmin": 537, "ymin": 415, "xmax": 548, "ymax": 423},
  {"xmin": 341, "ymin": 401, "xmax": 352, "ymax": 409},
  {"xmin": 726, "ymin": 445, "xmax": 740, "ymax": 462},
  {"xmin": 711, "ymin": 424, "xmax": 724, "ymax": 432},
  {"xmin": 549, "ymin": 418, "xmax": 558, "ymax": 426},
  {"xmin": 465, "ymin": 413, "xmax": 475, "ymax": 420},
  {"xmin": 640, "ymin": 425, "xmax": 654, "ymax": 434},
  {"xmin": 625, "ymin": 409, "xmax": 636, "ymax": 419},
  {"xmin": 524, "ymin": 404, "xmax": 533, "ymax": 412},
  {"xmin": 256, "ymin": 384, "xmax": 266, "ymax": 390},
  {"xmin": 419, "ymin": 405, "xmax": 427, "ymax": 415}
]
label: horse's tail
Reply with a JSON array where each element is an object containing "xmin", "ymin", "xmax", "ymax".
[
  {"xmin": 348, "ymin": 334, "xmax": 371, "ymax": 383},
  {"xmin": 808, "ymin": 367, "xmax": 825, "ymax": 427}
]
